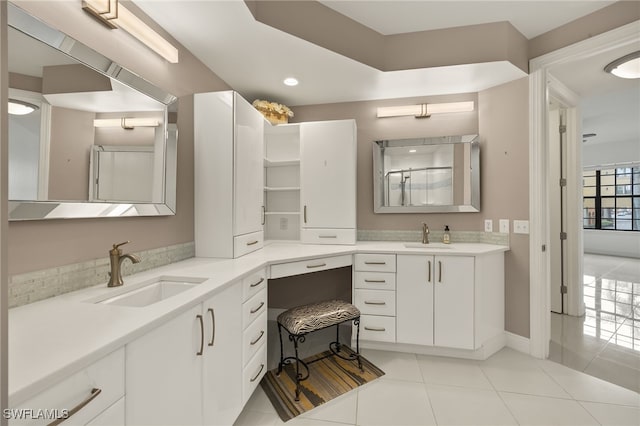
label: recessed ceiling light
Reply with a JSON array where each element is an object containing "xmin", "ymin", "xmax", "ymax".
[
  {"xmin": 604, "ymin": 51, "xmax": 640, "ymax": 79},
  {"xmin": 283, "ymin": 77, "xmax": 299, "ymax": 86},
  {"xmin": 409, "ymin": 149, "xmax": 417, "ymax": 153}
]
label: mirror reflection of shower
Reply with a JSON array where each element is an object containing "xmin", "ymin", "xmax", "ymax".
[{"xmin": 385, "ymin": 166, "xmax": 453, "ymax": 207}]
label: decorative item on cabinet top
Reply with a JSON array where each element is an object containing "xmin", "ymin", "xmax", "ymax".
[{"xmin": 252, "ymin": 99, "xmax": 294, "ymax": 125}]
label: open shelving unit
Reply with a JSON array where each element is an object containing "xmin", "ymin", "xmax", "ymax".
[{"xmin": 264, "ymin": 124, "xmax": 301, "ymax": 241}]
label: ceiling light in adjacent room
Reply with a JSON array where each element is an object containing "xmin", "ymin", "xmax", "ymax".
[
  {"xmin": 283, "ymin": 77, "xmax": 299, "ymax": 86},
  {"xmin": 8, "ymin": 99, "xmax": 39, "ymax": 115},
  {"xmin": 604, "ymin": 51, "xmax": 640, "ymax": 79}
]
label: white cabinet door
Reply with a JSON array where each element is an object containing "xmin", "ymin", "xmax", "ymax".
[
  {"xmin": 233, "ymin": 93, "xmax": 264, "ymax": 236},
  {"xmin": 396, "ymin": 255, "xmax": 434, "ymax": 346},
  {"xmin": 434, "ymin": 256, "xmax": 475, "ymax": 349},
  {"xmin": 202, "ymin": 284, "xmax": 243, "ymax": 425},
  {"xmin": 126, "ymin": 305, "xmax": 203, "ymax": 425},
  {"xmin": 300, "ymin": 120, "xmax": 356, "ymax": 229}
]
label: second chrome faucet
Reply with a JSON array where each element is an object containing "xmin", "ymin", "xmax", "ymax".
[
  {"xmin": 108, "ymin": 241, "xmax": 141, "ymax": 287},
  {"xmin": 422, "ymin": 222, "xmax": 429, "ymax": 244}
]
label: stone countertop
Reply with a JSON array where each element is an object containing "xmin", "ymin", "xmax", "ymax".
[{"xmin": 8, "ymin": 241, "xmax": 508, "ymax": 405}]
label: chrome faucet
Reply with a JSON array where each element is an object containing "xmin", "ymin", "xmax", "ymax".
[
  {"xmin": 422, "ymin": 223, "xmax": 430, "ymax": 244},
  {"xmin": 108, "ymin": 241, "xmax": 141, "ymax": 287}
]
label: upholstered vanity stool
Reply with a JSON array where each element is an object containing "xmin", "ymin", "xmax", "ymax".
[{"xmin": 276, "ymin": 299, "xmax": 363, "ymax": 401}]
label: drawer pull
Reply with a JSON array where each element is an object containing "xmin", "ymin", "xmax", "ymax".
[
  {"xmin": 428, "ymin": 260, "xmax": 432, "ymax": 283},
  {"xmin": 196, "ymin": 314, "xmax": 204, "ymax": 356},
  {"xmin": 364, "ymin": 279, "xmax": 386, "ymax": 283},
  {"xmin": 250, "ymin": 301, "xmax": 265, "ymax": 314},
  {"xmin": 318, "ymin": 235, "xmax": 337, "ymax": 239},
  {"xmin": 246, "ymin": 240, "xmax": 259, "ymax": 246},
  {"xmin": 365, "ymin": 261, "xmax": 386, "ymax": 265},
  {"xmin": 250, "ymin": 277, "xmax": 265, "ymax": 288},
  {"xmin": 208, "ymin": 308, "xmax": 215, "ymax": 347},
  {"xmin": 438, "ymin": 261, "xmax": 442, "ymax": 283},
  {"xmin": 250, "ymin": 330, "xmax": 265, "ymax": 346},
  {"xmin": 303, "ymin": 205, "xmax": 307, "ymax": 223},
  {"xmin": 306, "ymin": 263, "xmax": 327, "ymax": 269},
  {"xmin": 364, "ymin": 300, "xmax": 386, "ymax": 305},
  {"xmin": 250, "ymin": 364, "xmax": 265, "ymax": 382},
  {"xmin": 47, "ymin": 388, "xmax": 102, "ymax": 426},
  {"xmin": 364, "ymin": 326, "xmax": 386, "ymax": 332}
]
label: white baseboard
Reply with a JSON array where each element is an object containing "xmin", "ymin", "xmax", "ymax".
[{"xmin": 505, "ymin": 332, "xmax": 530, "ymax": 354}]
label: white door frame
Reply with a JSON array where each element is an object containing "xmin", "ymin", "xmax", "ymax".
[{"xmin": 528, "ymin": 20, "xmax": 640, "ymax": 359}]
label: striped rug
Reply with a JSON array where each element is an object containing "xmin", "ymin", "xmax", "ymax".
[{"xmin": 260, "ymin": 347, "xmax": 385, "ymax": 422}]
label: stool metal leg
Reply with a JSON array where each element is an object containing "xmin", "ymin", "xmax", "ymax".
[
  {"xmin": 277, "ymin": 322, "xmax": 284, "ymax": 375},
  {"xmin": 335, "ymin": 324, "xmax": 341, "ymax": 353},
  {"xmin": 292, "ymin": 334, "xmax": 302, "ymax": 401},
  {"xmin": 355, "ymin": 317, "xmax": 363, "ymax": 371}
]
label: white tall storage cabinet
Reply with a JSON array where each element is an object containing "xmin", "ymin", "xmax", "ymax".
[
  {"xmin": 300, "ymin": 120, "xmax": 357, "ymax": 244},
  {"xmin": 194, "ymin": 91, "xmax": 265, "ymax": 258}
]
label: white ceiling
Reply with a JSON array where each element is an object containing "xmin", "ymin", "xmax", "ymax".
[{"xmin": 134, "ymin": 1, "xmax": 638, "ymax": 146}]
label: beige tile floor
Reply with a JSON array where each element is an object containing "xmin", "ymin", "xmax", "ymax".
[{"xmin": 550, "ymin": 254, "xmax": 640, "ymax": 393}]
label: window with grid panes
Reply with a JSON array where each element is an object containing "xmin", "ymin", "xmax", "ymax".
[{"xmin": 582, "ymin": 166, "xmax": 640, "ymax": 231}]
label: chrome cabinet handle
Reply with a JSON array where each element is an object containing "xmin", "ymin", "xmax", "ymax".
[
  {"xmin": 428, "ymin": 260, "xmax": 432, "ymax": 283},
  {"xmin": 250, "ymin": 364, "xmax": 265, "ymax": 382},
  {"xmin": 261, "ymin": 205, "xmax": 265, "ymax": 225},
  {"xmin": 364, "ymin": 300, "xmax": 386, "ymax": 305},
  {"xmin": 250, "ymin": 277, "xmax": 265, "ymax": 288},
  {"xmin": 208, "ymin": 308, "xmax": 215, "ymax": 347},
  {"xmin": 438, "ymin": 261, "xmax": 442, "ymax": 283},
  {"xmin": 250, "ymin": 330, "xmax": 265, "ymax": 346},
  {"xmin": 47, "ymin": 388, "xmax": 102, "ymax": 426},
  {"xmin": 364, "ymin": 326, "xmax": 386, "ymax": 332},
  {"xmin": 364, "ymin": 279, "xmax": 386, "ymax": 283},
  {"xmin": 196, "ymin": 314, "xmax": 204, "ymax": 356},
  {"xmin": 319, "ymin": 235, "xmax": 337, "ymax": 239},
  {"xmin": 247, "ymin": 240, "xmax": 259, "ymax": 246},
  {"xmin": 306, "ymin": 263, "xmax": 326, "ymax": 269},
  {"xmin": 250, "ymin": 301, "xmax": 265, "ymax": 314},
  {"xmin": 364, "ymin": 261, "xmax": 386, "ymax": 265},
  {"xmin": 303, "ymin": 205, "xmax": 307, "ymax": 223}
]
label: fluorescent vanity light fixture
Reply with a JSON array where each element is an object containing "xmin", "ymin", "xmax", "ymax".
[
  {"xmin": 82, "ymin": 0, "xmax": 179, "ymax": 63},
  {"xmin": 93, "ymin": 118, "xmax": 161, "ymax": 129},
  {"xmin": 376, "ymin": 101, "xmax": 474, "ymax": 118},
  {"xmin": 604, "ymin": 51, "xmax": 640, "ymax": 79},
  {"xmin": 283, "ymin": 77, "xmax": 299, "ymax": 86},
  {"xmin": 409, "ymin": 149, "xmax": 417, "ymax": 153},
  {"xmin": 8, "ymin": 99, "xmax": 39, "ymax": 115}
]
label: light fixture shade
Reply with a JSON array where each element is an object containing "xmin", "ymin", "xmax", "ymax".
[
  {"xmin": 377, "ymin": 101, "xmax": 474, "ymax": 118},
  {"xmin": 8, "ymin": 99, "xmax": 39, "ymax": 115},
  {"xmin": 604, "ymin": 51, "xmax": 640, "ymax": 79}
]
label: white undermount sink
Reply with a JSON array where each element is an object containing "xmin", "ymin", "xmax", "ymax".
[
  {"xmin": 91, "ymin": 276, "xmax": 206, "ymax": 307},
  {"xmin": 404, "ymin": 242, "xmax": 453, "ymax": 249}
]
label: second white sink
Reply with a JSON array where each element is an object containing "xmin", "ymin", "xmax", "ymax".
[
  {"xmin": 93, "ymin": 276, "xmax": 206, "ymax": 307},
  {"xmin": 404, "ymin": 242, "xmax": 453, "ymax": 249}
]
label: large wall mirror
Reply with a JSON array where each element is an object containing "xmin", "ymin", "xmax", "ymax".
[
  {"xmin": 7, "ymin": 3, "xmax": 178, "ymax": 220},
  {"xmin": 373, "ymin": 135, "xmax": 480, "ymax": 213}
]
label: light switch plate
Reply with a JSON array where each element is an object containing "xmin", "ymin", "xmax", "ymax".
[
  {"xmin": 513, "ymin": 220, "xmax": 529, "ymax": 234},
  {"xmin": 484, "ymin": 219, "xmax": 493, "ymax": 232},
  {"xmin": 499, "ymin": 219, "xmax": 510, "ymax": 233}
]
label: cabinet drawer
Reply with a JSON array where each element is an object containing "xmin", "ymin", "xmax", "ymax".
[
  {"xmin": 360, "ymin": 315, "xmax": 396, "ymax": 342},
  {"xmin": 354, "ymin": 271, "xmax": 396, "ymax": 290},
  {"xmin": 243, "ymin": 312, "xmax": 267, "ymax": 365},
  {"xmin": 242, "ymin": 268, "xmax": 267, "ymax": 302},
  {"xmin": 270, "ymin": 254, "xmax": 352, "ymax": 279},
  {"xmin": 233, "ymin": 231, "xmax": 264, "ymax": 258},
  {"xmin": 354, "ymin": 253, "xmax": 396, "ymax": 272},
  {"xmin": 243, "ymin": 344, "xmax": 267, "ymax": 405},
  {"xmin": 87, "ymin": 397, "xmax": 124, "ymax": 426},
  {"xmin": 300, "ymin": 228, "xmax": 356, "ymax": 245},
  {"xmin": 11, "ymin": 348, "xmax": 124, "ymax": 426},
  {"xmin": 242, "ymin": 288, "xmax": 267, "ymax": 329},
  {"xmin": 354, "ymin": 289, "xmax": 395, "ymax": 316}
]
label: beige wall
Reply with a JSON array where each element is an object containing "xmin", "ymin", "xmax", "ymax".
[
  {"xmin": 291, "ymin": 79, "xmax": 530, "ymax": 338},
  {"xmin": 7, "ymin": 1, "xmax": 230, "ymax": 275}
]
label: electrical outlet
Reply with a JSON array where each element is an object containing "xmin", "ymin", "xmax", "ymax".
[
  {"xmin": 513, "ymin": 220, "xmax": 529, "ymax": 234},
  {"xmin": 499, "ymin": 219, "xmax": 510, "ymax": 233},
  {"xmin": 484, "ymin": 219, "xmax": 493, "ymax": 232}
]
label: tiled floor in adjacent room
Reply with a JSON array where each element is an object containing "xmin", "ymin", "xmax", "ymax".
[{"xmin": 550, "ymin": 254, "xmax": 640, "ymax": 393}]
